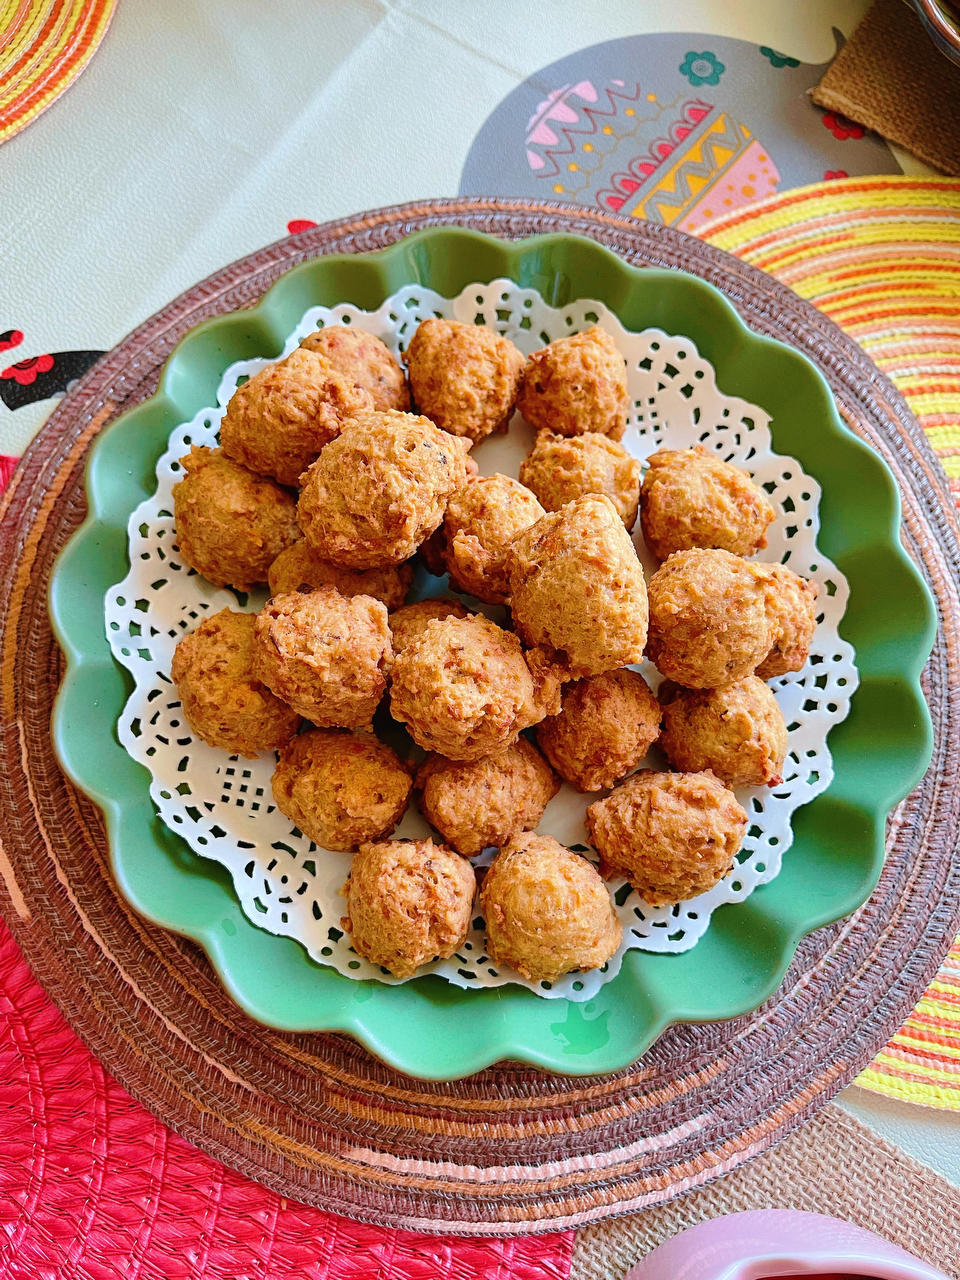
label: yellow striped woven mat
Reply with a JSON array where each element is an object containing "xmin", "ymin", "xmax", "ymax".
[
  {"xmin": 701, "ymin": 175, "xmax": 960, "ymax": 1108},
  {"xmin": 0, "ymin": 0, "xmax": 117, "ymax": 145}
]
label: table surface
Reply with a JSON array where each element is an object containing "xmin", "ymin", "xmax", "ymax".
[{"xmin": 3, "ymin": 0, "xmax": 957, "ymax": 1189}]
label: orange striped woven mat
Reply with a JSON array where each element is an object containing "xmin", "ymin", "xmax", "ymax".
[
  {"xmin": 701, "ymin": 175, "xmax": 960, "ymax": 1107},
  {"xmin": 0, "ymin": 0, "xmax": 117, "ymax": 145}
]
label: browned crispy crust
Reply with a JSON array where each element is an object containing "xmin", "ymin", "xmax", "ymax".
[
  {"xmin": 271, "ymin": 728, "xmax": 412, "ymax": 852},
  {"xmin": 437, "ymin": 474, "xmax": 544, "ymax": 604},
  {"xmin": 389, "ymin": 614, "xmax": 557, "ymax": 762},
  {"xmin": 660, "ymin": 676, "xmax": 788, "ymax": 788},
  {"xmin": 220, "ymin": 347, "xmax": 374, "ymax": 486},
  {"xmin": 646, "ymin": 548, "xmax": 770, "ymax": 688},
  {"xmin": 296, "ymin": 410, "xmax": 471, "ymax": 568},
  {"xmin": 640, "ymin": 444, "xmax": 776, "ymax": 561},
  {"xmin": 520, "ymin": 430, "xmax": 642, "ymax": 529},
  {"xmin": 517, "ymin": 326, "xmax": 628, "ymax": 440},
  {"xmin": 252, "ymin": 587, "xmax": 392, "ymax": 728},
  {"xmin": 508, "ymin": 493, "xmax": 648, "ymax": 679},
  {"xmin": 756, "ymin": 563, "xmax": 819, "ymax": 678},
  {"xmin": 586, "ymin": 769, "xmax": 748, "ymax": 905},
  {"xmin": 172, "ymin": 446, "xmax": 300, "ymax": 591},
  {"xmin": 480, "ymin": 833, "xmax": 621, "ymax": 983},
  {"xmin": 404, "ymin": 318, "xmax": 525, "ymax": 445},
  {"xmin": 341, "ymin": 838, "xmax": 476, "ymax": 978},
  {"xmin": 170, "ymin": 609, "xmax": 300, "ymax": 757},
  {"xmin": 388, "ymin": 597, "xmax": 473, "ymax": 653},
  {"xmin": 536, "ymin": 668, "xmax": 661, "ymax": 792},
  {"xmin": 299, "ymin": 325, "xmax": 409, "ymax": 412},
  {"xmin": 414, "ymin": 739, "xmax": 559, "ymax": 857},
  {"xmin": 267, "ymin": 539, "xmax": 411, "ymax": 609}
]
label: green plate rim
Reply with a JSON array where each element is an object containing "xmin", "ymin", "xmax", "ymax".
[{"xmin": 48, "ymin": 227, "xmax": 937, "ymax": 1080}]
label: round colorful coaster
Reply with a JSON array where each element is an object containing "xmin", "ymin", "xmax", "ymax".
[
  {"xmin": 1, "ymin": 198, "xmax": 958, "ymax": 1233},
  {"xmin": 0, "ymin": 0, "xmax": 117, "ymax": 145},
  {"xmin": 699, "ymin": 175, "xmax": 960, "ymax": 1108}
]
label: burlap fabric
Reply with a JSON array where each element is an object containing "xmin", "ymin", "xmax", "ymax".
[{"xmin": 812, "ymin": 0, "xmax": 960, "ymax": 176}]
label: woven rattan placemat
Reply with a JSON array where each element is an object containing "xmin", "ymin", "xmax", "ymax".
[{"xmin": 1, "ymin": 198, "xmax": 959, "ymax": 1234}]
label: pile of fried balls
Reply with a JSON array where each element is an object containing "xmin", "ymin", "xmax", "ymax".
[{"xmin": 169, "ymin": 318, "xmax": 818, "ymax": 984}]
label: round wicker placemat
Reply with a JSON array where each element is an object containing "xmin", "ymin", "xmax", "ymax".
[
  {"xmin": 0, "ymin": 0, "xmax": 118, "ymax": 145},
  {"xmin": 1, "ymin": 198, "xmax": 958, "ymax": 1236}
]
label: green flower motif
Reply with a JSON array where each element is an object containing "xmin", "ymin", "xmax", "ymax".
[
  {"xmin": 759, "ymin": 45, "xmax": 800, "ymax": 68},
  {"xmin": 679, "ymin": 50, "xmax": 726, "ymax": 86}
]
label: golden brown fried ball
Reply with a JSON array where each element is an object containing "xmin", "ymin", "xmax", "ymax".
[
  {"xmin": 586, "ymin": 769, "xmax": 747, "ymax": 905},
  {"xmin": 341, "ymin": 838, "xmax": 476, "ymax": 979},
  {"xmin": 517, "ymin": 326, "xmax": 628, "ymax": 440},
  {"xmin": 267, "ymin": 539, "xmax": 411, "ymax": 609},
  {"xmin": 437, "ymin": 474, "xmax": 545, "ymax": 604},
  {"xmin": 480, "ymin": 834, "xmax": 621, "ymax": 983},
  {"xmin": 404, "ymin": 318, "xmax": 525, "ymax": 446},
  {"xmin": 415, "ymin": 739, "xmax": 559, "ymax": 857},
  {"xmin": 508, "ymin": 494, "xmax": 648, "ymax": 680},
  {"xmin": 299, "ymin": 325, "xmax": 409, "ymax": 412},
  {"xmin": 646, "ymin": 548, "xmax": 770, "ymax": 689},
  {"xmin": 252, "ymin": 587, "xmax": 392, "ymax": 727},
  {"xmin": 536, "ymin": 668, "xmax": 661, "ymax": 792},
  {"xmin": 660, "ymin": 676, "xmax": 788, "ymax": 789},
  {"xmin": 297, "ymin": 411, "xmax": 471, "ymax": 568},
  {"xmin": 640, "ymin": 444, "xmax": 776, "ymax": 561},
  {"xmin": 271, "ymin": 729, "xmax": 412, "ymax": 852},
  {"xmin": 756, "ymin": 563, "xmax": 819, "ymax": 678},
  {"xmin": 172, "ymin": 446, "xmax": 300, "ymax": 591},
  {"xmin": 388, "ymin": 597, "xmax": 472, "ymax": 653},
  {"xmin": 390, "ymin": 614, "xmax": 558, "ymax": 762},
  {"xmin": 519, "ymin": 430, "xmax": 642, "ymax": 529},
  {"xmin": 171, "ymin": 609, "xmax": 299, "ymax": 757},
  {"xmin": 219, "ymin": 347, "xmax": 374, "ymax": 487}
]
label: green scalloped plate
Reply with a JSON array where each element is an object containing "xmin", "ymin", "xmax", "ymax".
[{"xmin": 48, "ymin": 228, "xmax": 936, "ymax": 1080}]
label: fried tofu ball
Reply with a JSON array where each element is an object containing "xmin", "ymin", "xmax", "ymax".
[
  {"xmin": 252, "ymin": 587, "xmax": 392, "ymax": 727},
  {"xmin": 267, "ymin": 539, "xmax": 411, "ymax": 609},
  {"xmin": 220, "ymin": 347, "xmax": 374, "ymax": 487},
  {"xmin": 536, "ymin": 669, "xmax": 661, "ymax": 792},
  {"xmin": 647, "ymin": 548, "xmax": 770, "ymax": 689},
  {"xmin": 660, "ymin": 676, "xmax": 788, "ymax": 789},
  {"xmin": 480, "ymin": 834, "xmax": 621, "ymax": 983},
  {"xmin": 756, "ymin": 563, "xmax": 819, "ymax": 678},
  {"xmin": 508, "ymin": 494, "xmax": 648, "ymax": 680},
  {"xmin": 297, "ymin": 411, "xmax": 471, "ymax": 568},
  {"xmin": 388, "ymin": 597, "xmax": 472, "ymax": 653},
  {"xmin": 171, "ymin": 609, "xmax": 299, "ymax": 757},
  {"xmin": 640, "ymin": 445, "xmax": 776, "ymax": 561},
  {"xmin": 299, "ymin": 325, "xmax": 409, "ymax": 412},
  {"xmin": 271, "ymin": 729, "xmax": 412, "ymax": 852},
  {"xmin": 172, "ymin": 447, "xmax": 300, "ymax": 591},
  {"xmin": 390, "ymin": 614, "xmax": 558, "ymax": 762},
  {"xmin": 415, "ymin": 739, "xmax": 559, "ymax": 857},
  {"xmin": 519, "ymin": 430, "xmax": 642, "ymax": 529},
  {"xmin": 586, "ymin": 770, "xmax": 747, "ymax": 905},
  {"xmin": 341, "ymin": 838, "xmax": 476, "ymax": 979},
  {"xmin": 517, "ymin": 326, "xmax": 628, "ymax": 440},
  {"xmin": 404, "ymin": 318, "xmax": 525, "ymax": 446},
  {"xmin": 436, "ymin": 474, "xmax": 545, "ymax": 604}
]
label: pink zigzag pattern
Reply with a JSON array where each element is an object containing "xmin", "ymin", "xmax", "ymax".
[
  {"xmin": 598, "ymin": 99, "xmax": 715, "ymax": 212},
  {"xmin": 525, "ymin": 80, "xmax": 649, "ymax": 179}
]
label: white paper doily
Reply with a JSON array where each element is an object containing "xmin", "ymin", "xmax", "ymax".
[{"xmin": 105, "ymin": 279, "xmax": 858, "ymax": 1000}]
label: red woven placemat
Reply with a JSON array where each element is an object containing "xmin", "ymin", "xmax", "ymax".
[{"xmin": 0, "ymin": 919, "xmax": 572, "ymax": 1278}]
